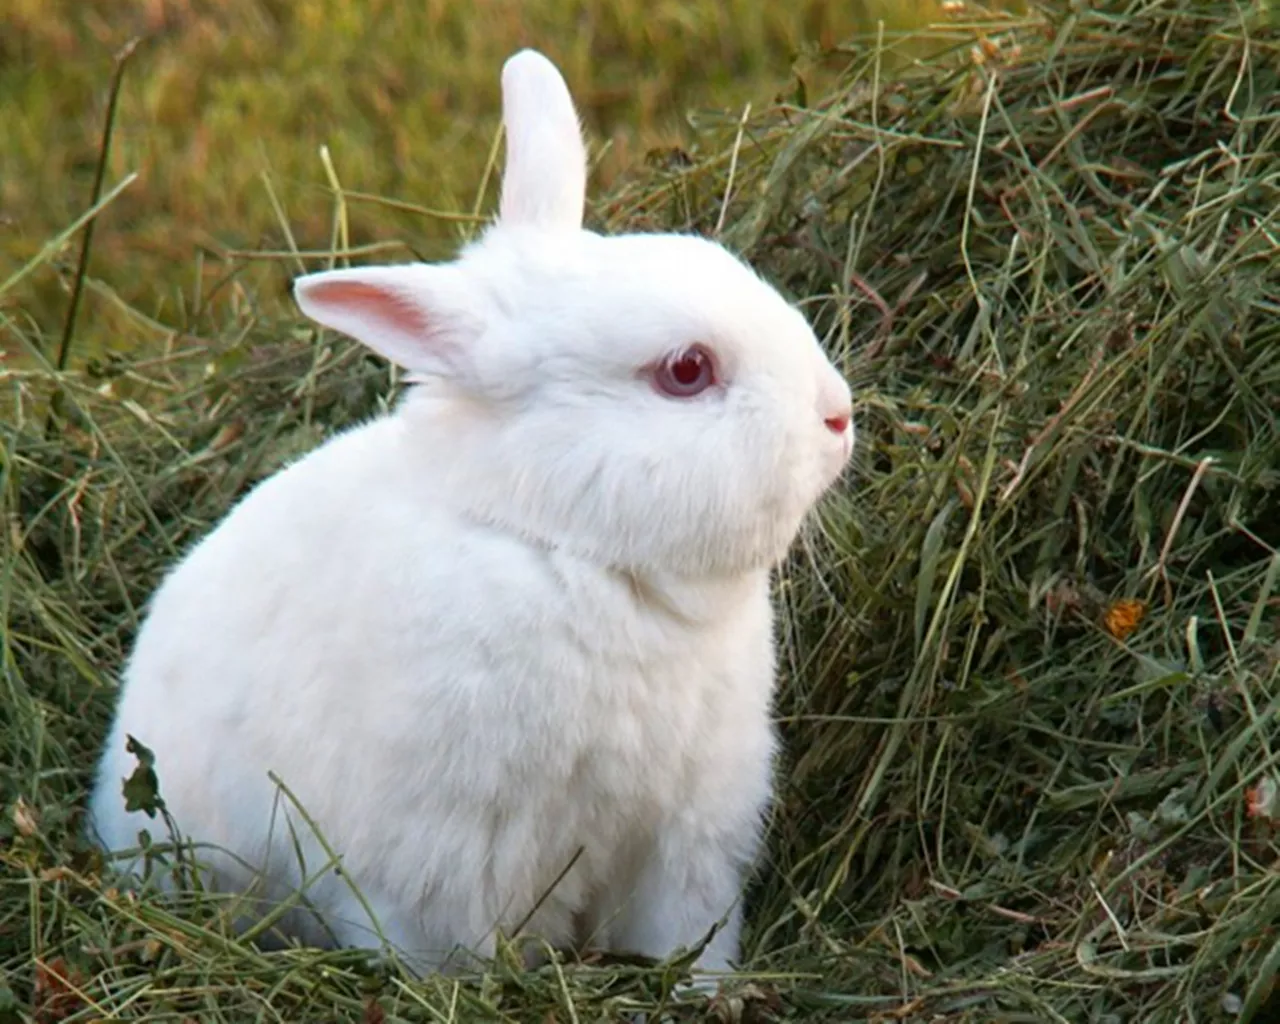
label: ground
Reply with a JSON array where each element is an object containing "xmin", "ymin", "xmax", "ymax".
[{"xmin": 1, "ymin": 1, "xmax": 1279, "ymax": 1021}]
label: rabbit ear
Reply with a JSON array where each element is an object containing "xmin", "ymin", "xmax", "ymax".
[
  {"xmin": 497, "ymin": 49, "xmax": 587, "ymax": 230},
  {"xmin": 293, "ymin": 265, "xmax": 484, "ymax": 378}
]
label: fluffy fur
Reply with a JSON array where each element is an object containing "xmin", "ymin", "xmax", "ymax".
[{"xmin": 88, "ymin": 48, "xmax": 854, "ymax": 979}]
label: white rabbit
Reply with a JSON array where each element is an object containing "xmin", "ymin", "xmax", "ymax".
[{"xmin": 88, "ymin": 48, "xmax": 854, "ymax": 984}]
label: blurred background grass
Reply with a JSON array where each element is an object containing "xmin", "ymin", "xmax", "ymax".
[
  {"xmin": 4, "ymin": 2, "xmax": 1280, "ymax": 1019},
  {"xmin": 0, "ymin": 0, "xmax": 1022, "ymax": 362}
]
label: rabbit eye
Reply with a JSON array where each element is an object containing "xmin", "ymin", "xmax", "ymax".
[{"xmin": 654, "ymin": 345, "xmax": 717, "ymax": 398}]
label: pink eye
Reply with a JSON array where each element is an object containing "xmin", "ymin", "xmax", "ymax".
[{"xmin": 653, "ymin": 345, "xmax": 717, "ymax": 398}]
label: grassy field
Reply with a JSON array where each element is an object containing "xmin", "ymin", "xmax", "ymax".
[
  {"xmin": 1, "ymin": 0, "xmax": 1035, "ymax": 363},
  {"xmin": 4, "ymin": 0, "xmax": 1280, "ymax": 1021},
  {"xmin": 2, "ymin": 0, "xmax": 1000, "ymax": 363}
]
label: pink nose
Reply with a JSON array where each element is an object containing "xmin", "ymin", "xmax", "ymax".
[{"xmin": 824, "ymin": 413, "xmax": 851, "ymax": 434}]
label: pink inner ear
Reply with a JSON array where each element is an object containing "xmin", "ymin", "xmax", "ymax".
[{"xmin": 308, "ymin": 280, "xmax": 429, "ymax": 337}]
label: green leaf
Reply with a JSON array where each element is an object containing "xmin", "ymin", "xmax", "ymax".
[{"xmin": 122, "ymin": 734, "xmax": 164, "ymax": 818}]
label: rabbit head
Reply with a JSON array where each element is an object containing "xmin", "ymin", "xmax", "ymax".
[{"xmin": 294, "ymin": 49, "xmax": 853, "ymax": 577}]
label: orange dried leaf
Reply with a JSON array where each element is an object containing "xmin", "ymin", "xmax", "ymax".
[
  {"xmin": 33, "ymin": 958, "xmax": 86, "ymax": 1024},
  {"xmin": 1103, "ymin": 598, "xmax": 1147, "ymax": 640}
]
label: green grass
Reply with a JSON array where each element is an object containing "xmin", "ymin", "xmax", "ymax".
[
  {"xmin": 0, "ymin": 0, "xmax": 875, "ymax": 363},
  {"xmin": 0, "ymin": 0, "xmax": 1030, "ymax": 364},
  {"xmin": 4, "ymin": 0, "xmax": 1280, "ymax": 1020}
]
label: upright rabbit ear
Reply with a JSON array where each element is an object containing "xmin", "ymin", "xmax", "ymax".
[
  {"xmin": 497, "ymin": 49, "xmax": 587, "ymax": 230},
  {"xmin": 293, "ymin": 264, "xmax": 485, "ymax": 380}
]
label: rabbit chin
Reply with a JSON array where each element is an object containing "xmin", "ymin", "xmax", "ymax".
[
  {"xmin": 398, "ymin": 392, "xmax": 845, "ymax": 579},
  {"xmin": 455, "ymin": 496, "xmax": 814, "ymax": 580}
]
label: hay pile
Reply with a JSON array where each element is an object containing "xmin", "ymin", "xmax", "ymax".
[{"xmin": 3, "ymin": 0, "xmax": 1278, "ymax": 1020}]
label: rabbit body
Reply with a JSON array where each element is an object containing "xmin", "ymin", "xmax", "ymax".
[
  {"xmin": 91, "ymin": 408, "xmax": 775, "ymax": 971},
  {"xmin": 89, "ymin": 49, "xmax": 854, "ymax": 979}
]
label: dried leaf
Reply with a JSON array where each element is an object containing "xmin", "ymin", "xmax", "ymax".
[
  {"xmin": 1103, "ymin": 598, "xmax": 1147, "ymax": 641},
  {"xmin": 12, "ymin": 797, "xmax": 38, "ymax": 837}
]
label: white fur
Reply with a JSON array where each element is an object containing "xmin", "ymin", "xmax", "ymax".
[
  {"xmin": 498, "ymin": 49, "xmax": 587, "ymax": 230},
  {"xmin": 88, "ymin": 48, "xmax": 854, "ymax": 981}
]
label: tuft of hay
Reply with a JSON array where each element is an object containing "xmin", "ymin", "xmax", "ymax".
[{"xmin": 3, "ymin": 0, "xmax": 1279, "ymax": 1020}]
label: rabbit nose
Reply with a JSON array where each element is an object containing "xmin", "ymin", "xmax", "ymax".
[
  {"xmin": 818, "ymin": 364, "xmax": 854, "ymax": 435},
  {"xmin": 823, "ymin": 395, "xmax": 853, "ymax": 434}
]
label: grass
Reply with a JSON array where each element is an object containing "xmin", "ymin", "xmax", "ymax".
[
  {"xmin": 0, "ymin": 0, "xmax": 1031, "ymax": 364},
  {"xmin": 3, "ymin": 0, "xmax": 1280, "ymax": 1020},
  {"xmin": 0, "ymin": 0, "xmax": 875, "ymax": 363}
]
